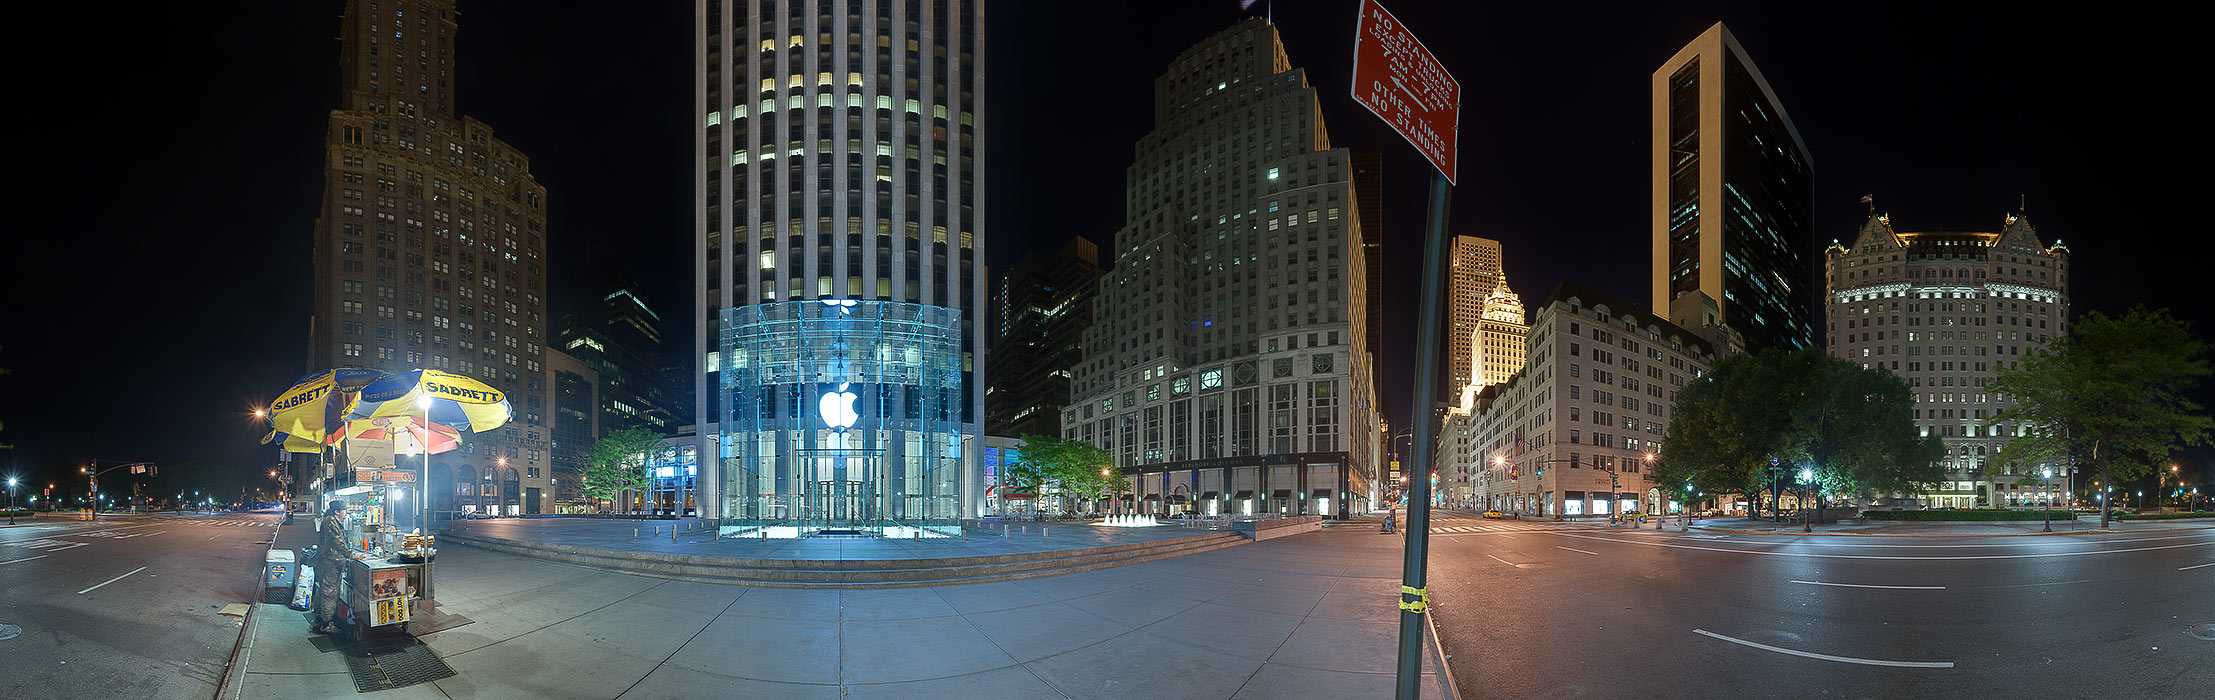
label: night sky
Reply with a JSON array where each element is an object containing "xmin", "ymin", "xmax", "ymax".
[{"xmin": 3, "ymin": 1, "xmax": 2204, "ymax": 500}]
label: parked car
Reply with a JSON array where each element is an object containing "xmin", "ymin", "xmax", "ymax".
[{"xmin": 463, "ymin": 511, "xmax": 494, "ymax": 520}]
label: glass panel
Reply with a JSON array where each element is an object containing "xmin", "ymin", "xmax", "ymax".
[{"xmin": 717, "ymin": 299, "xmax": 965, "ymax": 537}]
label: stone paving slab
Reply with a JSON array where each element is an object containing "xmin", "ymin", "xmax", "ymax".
[{"xmin": 229, "ymin": 520, "xmax": 1453, "ymax": 699}]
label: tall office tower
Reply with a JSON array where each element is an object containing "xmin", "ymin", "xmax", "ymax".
[
  {"xmin": 1063, "ymin": 19, "xmax": 1381, "ymax": 519},
  {"xmin": 1651, "ymin": 22, "xmax": 1815, "ymax": 354},
  {"xmin": 1824, "ymin": 211, "xmax": 2070, "ymax": 507},
  {"xmin": 557, "ymin": 267, "xmax": 681, "ymax": 436},
  {"xmin": 307, "ymin": 0, "xmax": 554, "ymax": 516},
  {"xmin": 1350, "ymin": 148, "xmax": 1386, "ymax": 410},
  {"xmin": 694, "ymin": 0, "xmax": 984, "ymax": 535},
  {"xmin": 1447, "ymin": 236, "xmax": 1504, "ymax": 392},
  {"xmin": 985, "ymin": 236, "xmax": 1101, "ymax": 438},
  {"xmin": 545, "ymin": 348, "xmax": 599, "ymax": 511}
]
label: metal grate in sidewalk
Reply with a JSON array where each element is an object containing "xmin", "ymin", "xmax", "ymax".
[{"xmin": 341, "ymin": 639, "xmax": 456, "ymax": 693}]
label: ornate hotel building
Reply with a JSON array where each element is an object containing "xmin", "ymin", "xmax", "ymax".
[
  {"xmin": 1460, "ymin": 283, "xmax": 1718, "ymax": 518},
  {"xmin": 693, "ymin": 0, "xmax": 985, "ymax": 536},
  {"xmin": 1824, "ymin": 212, "xmax": 2071, "ymax": 507},
  {"xmin": 1447, "ymin": 236, "xmax": 1505, "ymax": 392},
  {"xmin": 307, "ymin": 0, "xmax": 553, "ymax": 516},
  {"xmin": 1062, "ymin": 19, "xmax": 1380, "ymax": 519}
]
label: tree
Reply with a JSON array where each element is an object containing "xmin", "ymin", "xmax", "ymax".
[
  {"xmin": 585, "ymin": 427, "xmax": 666, "ymax": 516},
  {"xmin": 1655, "ymin": 350, "xmax": 1801, "ymax": 518},
  {"xmin": 1776, "ymin": 350, "xmax": 1944, "ymax": 516},
  {"xmin": 1990, "ymin": 307, "xmax": 2213, "ymax": 528},
  {"xmin": 1657, "ymin": 348, "xmax": 1942, "ymax": 518},
  {"xmin": 1009, "ymin": 435, "xmax": 1116, "ymax": 515}
]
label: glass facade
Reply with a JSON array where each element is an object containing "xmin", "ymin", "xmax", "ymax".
[{"xmin": 717, "ymin": 299, "xmax": 965, "ymax": 537}]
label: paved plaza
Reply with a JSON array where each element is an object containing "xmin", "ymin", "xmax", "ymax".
[{"xmin": 222, "ymin": 518, "xmax": 1452, "ymax": 699}]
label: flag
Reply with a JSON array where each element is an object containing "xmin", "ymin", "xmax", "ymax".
[{"xmin": 1859, "ymin": 194, "xmax": 1874, "ymax": 204}]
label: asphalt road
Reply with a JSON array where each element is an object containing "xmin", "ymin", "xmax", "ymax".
[
  {"xmin": 0, "ymin": 511, "xmax": 280, "ymax": 698},
  {"xmin": 1426, "ymin": 523, "xmax": 2215, "ymax": 699}
]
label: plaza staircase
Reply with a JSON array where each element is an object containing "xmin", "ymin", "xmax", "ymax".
[{"xmin": 437, "ymin": 529, "xmax": 1248, "ymax": 589}]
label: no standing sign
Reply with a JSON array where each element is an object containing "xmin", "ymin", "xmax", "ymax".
[{"xmin": 1350, "ymin": 0, "xmax": 1460, "ymax": 184}]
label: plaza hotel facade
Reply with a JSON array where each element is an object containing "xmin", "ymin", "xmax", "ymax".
[{"xmin": 1824, "ymin": 212, "xmax": 2071, "ymax": 507}]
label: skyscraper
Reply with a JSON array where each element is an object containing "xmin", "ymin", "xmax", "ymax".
[
  {"xmin": 1824, "ymin": 211, "xmax": 2070, "ymax": 507},
  {"xmin": 1473, "ymin": 274, "xmax": 1528, "ymax": 390},
  {"xmin": 308, "ymin": 0, "xmax": 553, "ymax": 515},
  {"xmin": 1447, "ymin": 235, "xmax": 1505, "ymax": 392},
  {"xmin": 557, "ymin": 264, "xmax": 681, "ymax": 437},
  {"xmin": 1351, "ymin": 148, "xmax": 1386, "ymax": 411},
  {"xmin": 1063, "ymin": 19, "xmax": 1380, "ymax": 519},
  {"xmin": 986, "ymin": 236, "xmax": 1101, "ymax": 438},
  {"xmin": 694, "ymin": 0, "xmax": 984, "ymax": 535},
  {"xmin": 1651, "ymin": 22, "xmax": 1814, "ymax": 354}
]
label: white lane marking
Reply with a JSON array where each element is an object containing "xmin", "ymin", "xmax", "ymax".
[
  {"xmin": 1556, "ymin": 546, "xmax": 1599, "ymax": 556},
  {"xmin": 2180, "ymin": 562, "xmax": 2215, "ymax": 571},
  {"xmin": 78, "ymin": 566, "xmax": 148, "ymax": 595},
  {"xmin": 1556, "ymin": 532, "xmax": 2215, "ymax": 561},
  {"xmin": 1685, "ymin": 532, "xmax": 2215, "ymax": 549},
  {"xmin": 1791, "ymin": 580, "xmax": 1945, "ymax": 590},
  {"xmin": 1693, "ymin": 629, "xmax": 1954, "ymax": 668},
  {"xmin": 1485, "ymin": 554, "xmax": 1518, "ymax": 567},
  {"xmin": 0, "ymin": 555, "xmax": 49, "ymax": 566}
]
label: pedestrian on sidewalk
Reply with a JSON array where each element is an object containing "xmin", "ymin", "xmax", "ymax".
[{"xmin": 1381, "ymin": 507, "xmax": 1397, "ymax": 534}]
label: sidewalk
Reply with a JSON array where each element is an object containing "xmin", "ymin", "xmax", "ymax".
[
  {"xmin": 1689, "ymin": 515, "xmax": 2215, "ymax": 537},
  {"xmin": 223, "ymin": 519, "xmax": 1455, "ymax": 699}
]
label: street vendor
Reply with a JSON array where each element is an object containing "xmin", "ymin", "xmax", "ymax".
[{"xmin": 312, "ymin": 500, "xmax": 353, "ymax": 635}]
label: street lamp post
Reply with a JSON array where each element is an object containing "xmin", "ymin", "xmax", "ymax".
[
  {"xmin": 7, "ymin": 477, "xmax": 17, "ymax": 525},
  {"xmin": 1800, "ymin": 468, "xmax": 1816, "ymax": 533},
  {"xmin": 1766, "ymin": 458, "xmax": 1784, "ymax": 522},
  {"xmin": 2040, "ymin": 467, "xmax": 2054, "ymax": 532}
]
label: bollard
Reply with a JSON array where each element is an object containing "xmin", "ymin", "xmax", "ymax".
[
  {"xmin": 634, "ymin": 527, "xmax": 639, "ymax": 538},
  {"xmin": 1043, "ymin": 527, "xmax": 1048, "ymax": 537}
]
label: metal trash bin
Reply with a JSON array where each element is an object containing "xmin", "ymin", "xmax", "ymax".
[{"xmin": 264, "ymin": 549, "xmax": 297, "ymax": 597}]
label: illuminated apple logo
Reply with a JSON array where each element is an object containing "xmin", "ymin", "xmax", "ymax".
[
  {"xmin": 819, "ymin": 382, "xmax": 859, "ymax": 431},
  {"xmin": 822, "ymin": 298, "xmax": 858, "ymax": 315}
]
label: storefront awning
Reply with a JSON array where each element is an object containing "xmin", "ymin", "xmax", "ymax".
[
  {"xmin": 1168, "ymin": 495, "xmax": 1189, "ymax": 504},
  {"xmin": 1311, "ymin": 489, "xmax": 1333, "ymax": 499},
  {"xmin": 1271, "ymin": 489, "xmax": 1293, "ymax": 499},
  {"xmin": 1200, "ymin": 491, "xmax": 1219, "ymax": 500},
  {"xmin": 1233, "ymin": 490, "xmax": 1254, "ymax": 499}
]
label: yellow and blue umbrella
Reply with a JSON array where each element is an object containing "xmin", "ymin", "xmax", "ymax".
[
  {"xmin": 261, "ymin": 429, "xmax": 326, "ymax": 454},
  {"xmin": 347, "ymin": 369, "xmax": 512, "ymax": 434},
  {"xmin": 268, "ymin": 368, "xmax": 385, "ymax": 443}
]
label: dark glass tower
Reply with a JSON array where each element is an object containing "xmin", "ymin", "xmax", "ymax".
[{"xmin": 1650, "ymin": 22, "xmax": 1814, "ymax": 353}]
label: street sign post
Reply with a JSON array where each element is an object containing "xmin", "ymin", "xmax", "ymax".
[
  {"xmin": 1351, "ymin": 0, "xmax": 1460, "ymax": 184},
  {"xmin": 1351, "ymin": 3, "xmax": 1461, "ymax": 699}
]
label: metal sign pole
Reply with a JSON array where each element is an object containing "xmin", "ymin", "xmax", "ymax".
[{"xmin": 1394, "ymin": 170, "xmax": 1452, "ymax": 700}]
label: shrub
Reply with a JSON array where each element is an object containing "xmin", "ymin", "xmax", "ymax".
[
  {"xmin": 2116, "ymin": 511, "xmax": 2215, "ymax": 521},
  {"xmin": 1860, "ymin": 509, "xmax": 2076, "ymax": 521}
]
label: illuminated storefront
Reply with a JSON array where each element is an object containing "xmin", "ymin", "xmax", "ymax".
[{"xmin": 715, "ymin": 299, "xmax": 967, "ymax": 537}]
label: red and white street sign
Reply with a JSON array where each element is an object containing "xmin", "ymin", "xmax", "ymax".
[{"xmin": 1350, "ymin": 0, "xmax": 1460, "ymax": 183}]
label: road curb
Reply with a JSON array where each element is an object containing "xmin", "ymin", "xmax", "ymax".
[
  {"xmin": 1426, "ymin": 606, "xmax": 1462, "ymax": 700},
  {"xmin": 214, "ymin": 517, "xmax": 285, "ymax": 700}
]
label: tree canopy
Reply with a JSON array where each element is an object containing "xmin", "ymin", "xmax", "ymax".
[
  {"xmin": 582, "ymin": 427, "xmax": 665, "ymax": 512},
  {"xmin": 1007, "ymin": 434, "xmax": 1119, "ymax": 513},
  {"xmin": 1988, "ymin": 307, "xmax": 2212, "ymax": 525},
  {"xmin": 1656, "ymin": 348, "xmax": 1941, "ymax": 512}
]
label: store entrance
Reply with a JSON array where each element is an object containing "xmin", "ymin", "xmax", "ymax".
[{"xmin": 812, "ymin": 480, "xmax": 866, "ymax": 533}]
